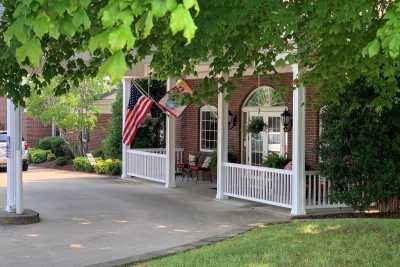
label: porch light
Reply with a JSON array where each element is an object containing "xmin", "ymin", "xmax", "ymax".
[{"xmin": 281, "ymin": 108, "xmax": 292, "ymax": 132}]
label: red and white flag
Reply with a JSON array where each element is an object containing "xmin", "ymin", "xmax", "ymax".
[{"xmin": 122, "ymin": 83, "xmax": 153, "ymax": 145}]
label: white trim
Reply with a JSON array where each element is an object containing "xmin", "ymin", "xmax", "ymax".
[
  {"xmin": 165, "ymin": 78, "xmax": 176, "ymax": 188},
  {"xmin": 291, "ymin": 63, "xmax": 306, "ymax": 216},
  {"xmin": 121, "ymin": 78, "xmax": 130, "ymax": 179},
  {"xmin": 199, "ymin": 105, "xmax": 218, "ymax": 152}
]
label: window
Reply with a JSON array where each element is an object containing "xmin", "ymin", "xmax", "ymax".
[{"xmin": 200, "ymin": 105, "xmax": 217, "ymax": 152}]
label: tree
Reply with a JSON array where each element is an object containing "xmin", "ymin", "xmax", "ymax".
[
  {"xmin": 0, "ymin": 0, "xmax": 199, "ymax": 105},
  {"xmin": 318, "ymin": 78, "xmax": 400, "ymax": 212},
  {"xmin": 1, "ymin": 1, "xmax": 400, "ymax": 112},
  {"xmin": 26, "ymin": 77, "xmax": 112, "ymax": 155}
]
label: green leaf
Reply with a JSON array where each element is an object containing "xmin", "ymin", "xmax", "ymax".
[
  {"xmin": 60, "ymin": 16, "xmax": 77, "ymax": 37},
  {"xmin": 72, "ymin": 8, "xmax": 91, "ymax": 30},
  {"xmin": 98, "ymin": 51, "xmax": 127, "ymax": 83},
  {"xmin": 152, "ymin": 0, "xmax": 168, "ymax": 17},
  {"xmin": 152, "ymin": 0, "xmax": 177, "ymax": 17},
  {"xmin": 183, "ymin": 0, "xmax": 200, "ymax": 15},
  {"xmin": 32, "ymin": 12, "xmax": 50, "ymax": 38},
  {"xmin": 48, "ymin": 22, "xmax": 60, "ymax": 39},
  {"xmin": 108, "ymin": 25, "xmax": 135, "ymax": 52},
  {"xmin": 15, "ymin": 38, "xmax": 43, "ymax": 68},
  {"xmin": 4, "ymin": 19, "xmax": 30, "ymax": 45},
  {"xmin": 367, "ymin": 39, "xmax": 380, "ymax": 58},
  {"xmin": 170, "ymin": 4, "xmax": 197, "ymax": 43},
  {"xmin": 89, "ymin": 30, "xmax": 111, "ymax": 53},
  {"xmin": 143, "ymin": 12, "xmax": 154, "ymax": 38}
]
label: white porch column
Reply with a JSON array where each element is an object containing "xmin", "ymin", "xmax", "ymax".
[
  {"xmin": 216, "ymin": 75, "xmax": 229, "ymax": 200},
  {"xmin": 121, "ymin": 78, "xmax": 129, "ymax": 179},
  {"xmin": 6, "ymin": 99, "xmax": 23, "ymax": 214},
  {"xmin": 291, "ymin": 64, "xmax": 306, "ymax": 216},
  {"xmin": 165, "ymin": 78, "xmax": 176, "ymax": 188}
]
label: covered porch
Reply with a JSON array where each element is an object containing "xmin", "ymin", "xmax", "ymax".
[{"xmin": 121, "ymin": 64, "xmax": 347, "ymax": 216}]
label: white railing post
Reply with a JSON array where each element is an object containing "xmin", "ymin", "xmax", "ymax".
[
  {"xmin": 216, "ymin": 74, "xmax": 229, "ymax": 200},
  {"xmin": 165, "ymin": 78, "xmax": 176, "ymax": 188},
  {"xmin": 121, "ymin": 78, "xmax": 129, "ymax": 179},
  {"xmin": 6, "ymin": 99, "xmax": 23, "ymax": 214},
  {"xmin": 291, "ymin": 64, "xmax": 306, "ymax": 216}
]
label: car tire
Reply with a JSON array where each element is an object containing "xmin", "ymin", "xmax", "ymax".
[{"xmin": 22, "ymin": 161, "xmax": 28, "ymax": 172}]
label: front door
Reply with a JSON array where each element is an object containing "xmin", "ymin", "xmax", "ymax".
[{"xmin": 247, "ymin": 112, "xmax": 284, "ymax": 166}]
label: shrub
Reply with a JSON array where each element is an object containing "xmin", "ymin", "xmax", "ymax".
[
  {"xmin": 95, "ymin": 159, "xmax": 122, "ymax": 176},
  {"xmin": 55, "ymin": 157, "xmax": 69, "ymax": 166},
  {"xmin": 102, "ymin": 87, "xmax": 123, "ymax": 159},
  {"xmin": 62, "ymin": 144, "xmax": 74, "ymax": 160},
  {"xmin": 92, "ymin": 149, "xmax": 105, "ymax": 159},
  {"xmin": 73, "ymin": 156, "xmax": 94, "ymax": 172},
  {"xmin": 38, "ymin": 137, "xmax": 52, "ymax": 150},
  {"xmin": 38, "ymin": 136, "xmax": 66, "ymax": 157},
  {"xmin": 47, "ymin": 153, "xmax": 56, "ymax": 161},
  {"xmin": 50, "ymin": 137, "xmax": 66, "ymax": 157},
  {"xmin": 262, "ymin": 153, "xmax": 289, "ymax": 169},
  {"xmin": 319, "ymin": 78, "xmax": 400, "ymax": 212},
  {"xmin": 28, "ymin": 149, "xmax": 51, "ymax": 164}
]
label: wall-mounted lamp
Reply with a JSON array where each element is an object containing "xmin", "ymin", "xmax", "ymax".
[{"xmin": 281, "ymin": 108, "xmax": 292, "ymax": 132}]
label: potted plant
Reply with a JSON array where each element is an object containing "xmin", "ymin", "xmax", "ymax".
[{"xmin": 247, "ymin": 117, "xmax": 266, "ymax": 134}]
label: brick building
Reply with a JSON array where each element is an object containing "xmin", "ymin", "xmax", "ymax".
[
  {"xmin": 0, "ymin": 97, "xmax": 52, "ymax": 147},
  {"xmin": 0, "ymin": 92, "xmax": 116, "ymax": 151},
  {"xmin": 123, "ymin": 63, "xmax": 339, "ymax": 215},
  {"xmin": 175, "ymin": 73, "xmax": 320, "ymax": 170}
]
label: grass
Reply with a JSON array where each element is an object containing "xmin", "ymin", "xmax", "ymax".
[{"xmin": 137, "ymin": 219, "xmax": 400, "ymax": 267}]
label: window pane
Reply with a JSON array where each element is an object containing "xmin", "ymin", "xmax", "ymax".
[{"xmin": 200, "ymin": 110, "xmax": 218, "ymax": 151}]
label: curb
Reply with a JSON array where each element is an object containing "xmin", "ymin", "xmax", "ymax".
[
  {"xmin": 0, "ymin": 209, "xmax": 40, "ymax": 225},
  {"xmin": 85, "ymin": 220, "xmax": 290, "ymax": 267}
]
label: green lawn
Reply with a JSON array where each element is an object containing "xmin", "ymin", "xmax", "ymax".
[{"xmin": 138, "ymin": 219, "xmax": 400, "ymax": 267}]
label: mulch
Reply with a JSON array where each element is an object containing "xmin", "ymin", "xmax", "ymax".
[{"xmin": 34, "ymin": 161, "xmax": 75, "ymax": 172}]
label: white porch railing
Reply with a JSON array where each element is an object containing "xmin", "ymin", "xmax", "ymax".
[
  {"xmin": 135, "ymin": 148, "xmax": 184, "ymax": 163},
  {"xmin": 223, "ymin": 163, "xmax": 292, "ymax": 208},
  {"xmin": 305, "ymin": 171, "xmax": 347, "ymax": 209},
  {"xmin": 126, "ymin": 148, "xmax": 184, "ymax": 183}
]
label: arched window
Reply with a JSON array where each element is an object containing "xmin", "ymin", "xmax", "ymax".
[
  {"xmin": 244, "ymin": 86, "xmax": 284, "ymax": 108},
  {"xmin": 200, "ymin": 105, "xmax": 217, "ymax": 152}
]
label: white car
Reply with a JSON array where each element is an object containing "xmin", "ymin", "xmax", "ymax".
[{"xmin": 0, "ymin": 131, "xmax": 29, "ymax": 171}]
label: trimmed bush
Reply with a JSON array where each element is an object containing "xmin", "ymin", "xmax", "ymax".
[
  {"xmin": 55, "ymin": 157, "xmax": 68, "ymax": 166},
  {"xmin": 38, "ymin": 136, "xmax": 66, "ymax": 157},
  {"xmin": 47, "ymin": 153, "xmax": 56, "ymax": 161},
  {"xmin": 38, "ymin": 137, "xmax": 52, "ymax": 150},
  {"xmin": 28, "ymin": 149, "xmax": 51, "ymax": 164},
  {"xmin": 95, "ymin": 159, "xmax": 121, "ymax": 175},
  {"xmin": 73, "ymin": 156, "xmax": 94, "ymax": 172},
  {"xmin": 262, "ymin": 153, "xmax": 289, "ymax": 169}
]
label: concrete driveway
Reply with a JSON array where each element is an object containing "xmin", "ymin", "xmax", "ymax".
[{"xmin": 0, "ymin": 167, "xmax": 290, "ymax": 267}]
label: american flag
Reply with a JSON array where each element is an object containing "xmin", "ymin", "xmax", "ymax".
[{"xmin": 123, "ymin": 83, "xmax": 153, "ymax": 145}]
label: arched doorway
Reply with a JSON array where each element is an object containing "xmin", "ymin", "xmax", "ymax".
[{"xmin": 242, "ymin": 86, "xmax": 287, "ymax": 166}]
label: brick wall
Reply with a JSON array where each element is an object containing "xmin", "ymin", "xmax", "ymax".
[
  {"xmin": 0, "ymin": 97, "xmax": 52, "ymax": 146},
  {"xmin": 88, "ymin": 113, "xmax": 112, "ymax": 151},
  {"xmin": 22, "ymin": 115, "xmax": 52, "ymax": 147},
  {"xmin": 176, "ymin": 74, "xmax": 320, "ymax": 170},
  {"xmin": 63, "ymin": 113, "xmax": 112, "ymax": 152}
]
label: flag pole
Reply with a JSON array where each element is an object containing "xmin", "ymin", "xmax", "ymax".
[{"xmin": 131, "ymin": 80, "xmax": 171, "ymax": 116}]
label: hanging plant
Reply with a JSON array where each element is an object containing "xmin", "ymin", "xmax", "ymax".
[{"xmin": 247, "ymin": 117, "xmax": 266, "ymax": 134}]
